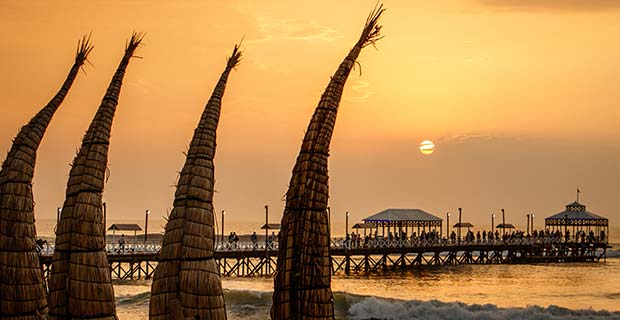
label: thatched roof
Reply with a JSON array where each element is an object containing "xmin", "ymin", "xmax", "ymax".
[
  {"xmin": 453, "ymin": 222, "xmax": 474, "ymax": 228},
  {"xmin": 261, "ymin": 223, "xmax": 281, "ymax": 230},
  {"xmin": 271, "ymin": 4, "xmax": 384, "ymax": 319},
  {"xmin": 149, "ymin": 43, "xmax": 241, "ymax": 320},
  {"xmin": 496, "ymin": 223, "xmax": 515, "ymax": 229},
  {"xmin": 0, "ymin": 35, "xmax": 92, "ymax": 319},
  {"xmin": 48, "ymin": 32, "xmax": 142, "ymax": 320},
  {"xmin": 364, "ymin": 208, "xmax": 442, "ymax": 222},
  {"xmin": 107, "ymin": 224, "xmax": 142, "ymax": 231}
]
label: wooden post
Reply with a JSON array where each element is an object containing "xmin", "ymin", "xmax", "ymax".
[
  {"xmin": 458, "ymin": 208, "xmax": 462, "ymax": 245},
  {"xmin": 446, "ymin": 212, "xmax": 450, "ymax": 240},
  {"xmin": 265, "ymin": 205, "xmax": 269, "ymax": 273},
  {"xmin": 144, "ymin": 209, "xmax": 149, "ymax": 242},
  {"xmin": 265, "ymin": 205, "xmax": 269, "ymax": 248},
  {"xmin": 527, "ymin": 214, "xmax": 530, "ymax": 235},
  {"xmin": 345, "ymin": 212, "xmax": 350, "ymax": 275},
  {"xmin": 221, "ymin": 210, "xmax": 225, "ymax": 243},
  {"xmin": 345, "ymin": 211, "xmax": 349, "ymax": 238},
  {"xmin": 502, "ymin": 209, "xmax": 506, "ymax": 237}
]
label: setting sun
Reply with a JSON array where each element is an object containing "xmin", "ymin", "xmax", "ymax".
[{"xmin": 419, "ymin": 140, "xmax": 435, "ymax": 155}]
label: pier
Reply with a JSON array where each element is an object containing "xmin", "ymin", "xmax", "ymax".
[
  {"xmin": 36, "ymin": 201, "xmax": 611, "ymax": 280},
  {"xmin": 37, "ymin": 238, "xmax": 609, "ymax": 280}
]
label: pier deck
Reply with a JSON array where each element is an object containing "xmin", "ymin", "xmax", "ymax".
[{"xmin": 37, "ymin": 239, "xmax": 610, "ymax": 280}]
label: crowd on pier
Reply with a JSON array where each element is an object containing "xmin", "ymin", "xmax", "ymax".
[{"xmin": 341, "ymin": 228, "xmax": 607, "ymax": 249}]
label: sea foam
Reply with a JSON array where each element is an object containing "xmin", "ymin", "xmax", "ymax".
[
  {"xmin": 341, "ymin": 293, "xmax": 620, "ymax": 320},
  {"xmin": 114, "ymin": 288, "xmax": 620, "ymax": 320}
]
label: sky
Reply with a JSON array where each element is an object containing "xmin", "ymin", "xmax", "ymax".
[{"xmin": 0, "ymin": 0, "xmax": 618, "ymax": 232}]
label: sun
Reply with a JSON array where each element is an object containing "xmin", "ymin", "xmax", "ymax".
[{"xmin": 419, "ymin": 140, "xmax": 435, "ymax": 155}]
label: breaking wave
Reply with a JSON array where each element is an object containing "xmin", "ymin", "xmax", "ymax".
[
  {"xmin": 605, "ymin": 245, "xmax": 620, "ymax": 258},
  {"xmin": 113, "ymin": 288, "xmax": 620, "ymax": 319},
  {"xmin": 340, "ymin": 294, "xmax": 620, "ymax": 320}
]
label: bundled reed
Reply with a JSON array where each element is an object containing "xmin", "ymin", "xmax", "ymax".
[
  {"xmin": 149, "ymin": 44, "xmax": 241, "ymax": 320},
  {"xmin": 271, "ymin": 5, "xmax": 384, "ymax": 320},
  {"xmin": 47, "ymin": 33, "xmax": 143, "ymax": 320},
  {"xmin": 0, "ymin": 35, "xmax": 93, "ymax": 320}
]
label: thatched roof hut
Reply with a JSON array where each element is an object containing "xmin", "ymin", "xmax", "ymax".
[
  {"xmin": 48, "ymin": 33, "xmax": 143, "ymax": 320},
  {"xmin": 0, "ymin": 35, "xmax": 92, "ymax": 320},
  {"xmin": 271, "ymin": 5, "xmax": 384, "ymax": 319},
  {"xmin": 149, "ymin": 44, "xmax": 241, "ymax": 320}
]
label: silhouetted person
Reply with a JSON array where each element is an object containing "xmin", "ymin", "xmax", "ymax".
[
  {"xmin": 251, "ymin": 232, "xmax": 258, "ymax": 249},
  {"xmin": 118, "ymin": 234, "xmax": 126, "ymax": 253}
]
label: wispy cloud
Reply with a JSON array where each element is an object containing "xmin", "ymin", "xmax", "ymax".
[
  {"xmin": 127, "ymin": 79, "xmax": 151, "ymax": 94},
  {"xmin": 438, "ymin": 133, "xmax": 506, "ymax": 145},
  {"xmin": 479, "ymin": 0, "xmax": 620, "ymax": 12},
  {"xmin": 246, "ymin": 16, "xmax": 344, "ymax": 45},
  {"xmin": 345, "ymin": 80, "xmax": 375, "ymax": 103}
]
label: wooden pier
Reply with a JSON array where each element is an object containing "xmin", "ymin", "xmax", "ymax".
[{"xmin": 38, "ymin": 239, "xmax": 609, "ymax": 280}]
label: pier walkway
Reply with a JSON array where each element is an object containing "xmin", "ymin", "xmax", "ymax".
[{"xmin": 37, "ymin": 237, "xmax": 610, "ymax": 280}]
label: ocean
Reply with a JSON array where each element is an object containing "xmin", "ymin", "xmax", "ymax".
[{"xmin": 35, "ymin": 219, "xmax": 620, "ymax": 319}]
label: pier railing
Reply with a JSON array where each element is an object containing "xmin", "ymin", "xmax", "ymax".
[
  {"xmin": 37, "ymin": 236, "xmax": 607, "ymax": 255},
  {"xmin": 329, "ymin": 237, "xmax": 580, "ymax": 249}
]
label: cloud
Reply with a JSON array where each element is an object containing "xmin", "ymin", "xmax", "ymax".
[
  {"xmin": 479, "ymin": 0, "xmax": 620, "ymax": 12},
  {"xmin": 345, "ymin": 80, "xmax": 375, "ymax": 103},
  {"xmin": 246, "ymin": 16, "xmax": 343, "ymax": 45},
  {"xmin": 127, "ymin": 79, "xmax": 150, "ymax": 94},
  {"xmin": 438, "ymin": 133, "xmax": 509, "ymax": 145}
]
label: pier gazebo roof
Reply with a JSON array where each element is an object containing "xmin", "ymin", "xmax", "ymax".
[
  {"xmin": 496, "ymin": 223, "xmax": 515, "ymax": 229},
  {"xmin": 363, "ymin": 208, "xmax": 442, "ymax": 225},
  {"xmin": 107, "ymin": 224, "xmax": 142, "ymax": 231},
  {"xmin": 453, "ymin": 222, "xmax": 474, "ymax": 228},
  {"xmin": 261, "ymin": 223, "xmax": 281, "ymax": 230},
  {"xmin": 545, "ymin": 201, "xmax": 608, "ymax": 226}
]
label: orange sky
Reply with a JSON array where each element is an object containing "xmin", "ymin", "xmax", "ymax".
[{"xmin": 1, "ymin": 0, "xmax": 618, "ymax": 231}]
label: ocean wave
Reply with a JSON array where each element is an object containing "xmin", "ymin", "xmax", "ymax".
[
  {"xmin": 219, "ymin": 290, "xmax": 620, "ymax": 320},
  {"xmin": 116, "ymin": 291, "xmax": 151, "ymax": 306},
  {"xmin": 113, "ymin": 289, "xmax": 620, "ymax": 319},
  {"xmin": 339, "ymin": 293, "xmax": 620, "ymax": 320},
  {"xmin": 605, "ymin": 248, "xmax": 620, "ymax": 258}
]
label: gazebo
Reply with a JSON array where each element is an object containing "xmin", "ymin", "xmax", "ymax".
[
  {"xmin": 453, "ymin": 222, "xmax": 474, "ymax": 230},
  {"xmin": 545, "ymin": 201, "xmax": 609, "ymax": 242},
  {"xmin": 107, "ymin": 223, "xmax": 143, "ymax": 249},
  {"xmin": 260, "ymin": 223, "xmax": 281, "ymax": 230},
  {"xmin": 362, "ymin": 208, "xmax": 443, "ymax": 238},
  {"xmin": 496, "ymin": 223, "xmax": 515, "ymax": 234}
]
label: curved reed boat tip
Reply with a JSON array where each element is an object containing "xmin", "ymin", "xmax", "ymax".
[
  {"xmin": 48, "ymin": 32, "xmax": 142, "ymax": 320},
  {"xmin": 0, "ymin": 34, "xmax": 94, "ymax": 320},
  {"xmin": 271, "ymin": 3, "xmax": 384, "ymax": 319},
  {"xmin": 149, "ymin": 42, "xmax": 240, "ymax": 320}
]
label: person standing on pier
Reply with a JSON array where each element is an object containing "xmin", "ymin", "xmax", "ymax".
[
  {"xmin": 118, "ymin": 234, "xmax": 126, "ymax": 253},
  {"xmin": 251, "ymin": 232, "xmax": 258, "ymax": 249}
]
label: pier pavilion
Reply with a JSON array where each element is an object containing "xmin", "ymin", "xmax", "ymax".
[
  {"xmin": 107, "ymin": 223, "xmax": 142, "ymax": 245},
  {"xmin": 362, "ymin": 208, "xmax": 443, "ymax": 238},
  {"xmin": 545, "ymin": 201, "xmax": 609, "ymax": 242}
]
